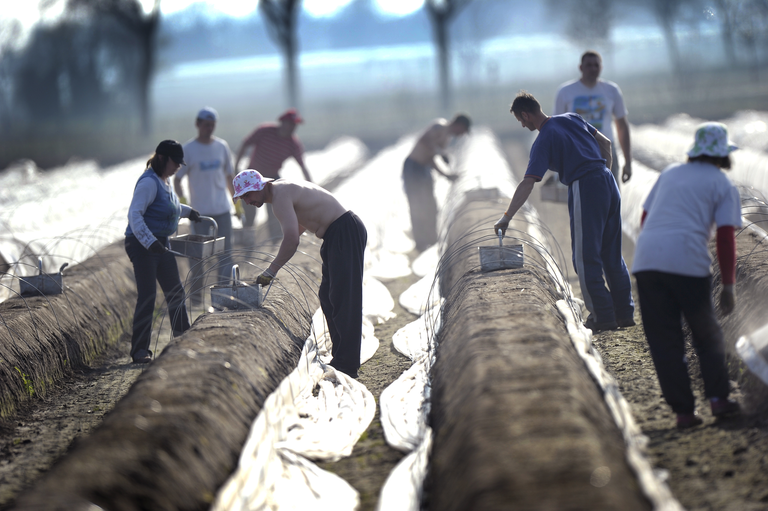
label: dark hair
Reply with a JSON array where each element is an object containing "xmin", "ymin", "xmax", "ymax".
[
  {"xmin": 581, "ymin": 50, "xmax": 602, "ymax": 64},
  {"xmin": 510, "ymin": 91, "xmax": 541, "ymax": 116},
  {"xmin": 146, "ymin": 153, "xmax": 169, "ymax": 176},
  {"xmin": 688, "ymin": 154, "xmax": 732, "ymax": 170},
  {"xmin": 451, "ymin": 113, "xmax": 471, "ymax": 130}
]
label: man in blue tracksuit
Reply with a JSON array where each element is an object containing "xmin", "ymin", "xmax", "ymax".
[{"xmin": 494, "ymin": 91, "xmax": 634, "ymax": 332}]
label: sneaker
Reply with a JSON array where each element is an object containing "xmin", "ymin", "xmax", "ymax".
[
  {"xmin": 584, "ymin": 316, "xmax": 618, "ymax": 333},
  {"xmin": 676, "ymin": 412, "xmax": 703, "ymax": 429},
  {"xmin": 710, "ymin": 397, "xmax": 740, "ymax": 417},
  {"xmin": 617, "ymin": 317, "xmax": 636, "ymax": 328}
]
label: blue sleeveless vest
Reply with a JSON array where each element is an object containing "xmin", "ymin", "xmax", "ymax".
[{"xmin": 125, "ymin": 169, "xmax": 181, "ymax": 238}]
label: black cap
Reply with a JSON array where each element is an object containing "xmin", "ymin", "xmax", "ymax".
[{"xmin": 155, "ymin": 139, "xmax": 186, "ymax": 165}]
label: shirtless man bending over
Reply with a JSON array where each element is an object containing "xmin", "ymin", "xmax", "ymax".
[
  {"xmin": 403, "ymin": 113, "xmax": 471, "ymax": 251},
  {"xmin": 232, "ymin": 170, "xmax": 367, "ymax": 378}
]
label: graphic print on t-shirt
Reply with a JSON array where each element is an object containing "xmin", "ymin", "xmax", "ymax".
[
  {"xmin": 199, "ymin": 159, "xmax": 222, "ymax": 172},
  {"xmin": 572, "ymin": 95, "xmax": 606, "ymax": 132}
]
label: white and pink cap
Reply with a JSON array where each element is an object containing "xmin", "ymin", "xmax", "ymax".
[{"xmin": 232, "ymin": 170, "xmax": 271, "ymax": 200}]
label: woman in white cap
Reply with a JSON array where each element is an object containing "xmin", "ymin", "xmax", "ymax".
[
  {"xmin": 632, "ymin": 122, "xmax": 741, "ymax": 429},
  {"xmin": 125, "ymin": 140, "xmax": 202, "ymax": 364}
]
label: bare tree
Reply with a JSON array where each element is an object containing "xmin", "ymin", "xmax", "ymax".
[
  {"xmin": 715, "ymin": 0, "xmax": 768, "ymax": 72},
  {"xmin": 260, "ymin": 0, "xmax": 302, "ymax": 110},
  {"xmin": 546, "ymin": 0, "xmax": 614, "ymax": 49},
  {"xmin": 424, "ymin": 0, "xmax": 472, "ymax": 114},
  {"xmin": 713, "ymin": 0, "xmax": 738, "ymax": 65},
  {"xmin": 647, "ymin": 0, "xmax": 699, "ymax": 74},
  {"xmin": 0, "ymin": 19, "xmax": 22, "ymax": 132},
  {"xmin": 65, "ymin": 0, "xmax": 161, "ymax": 135}
]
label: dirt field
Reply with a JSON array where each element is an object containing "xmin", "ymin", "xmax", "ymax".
[
  {"xmin": 500, "ymin": 135, "xmax": 768, "ymax": 511},
  {"xmin": 1, "ymin": 132, "xmax": 768, "ymax": 510}
]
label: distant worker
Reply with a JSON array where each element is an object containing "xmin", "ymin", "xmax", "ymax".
[
  {"xmin": 494, "ymin": 91, "xmax": 634, "ymax": 333},
  {"xmin": 554, "ymin": 50, "xmax": 632, "ymax": 184},
  {"xmin": 403, "ymin": 113, "xmax": 470, "ymax": 251},
  {"xmin": 633, "ymin": 122, "xmax": 741, "ymax": 429},
  {"xmin": 125, "ymin": 140, "xmax": 201, "ymax": 363},
  {"xmin": 174, "ymin": 106, "xmax": 237, "ymax": 303},
  {"xmin": 232, "ymin": 170, "xmax": 367, "ymax": 379},
  {"xmin": 234, "ymin": 109, "xmax": 312, "ymax": 239}
]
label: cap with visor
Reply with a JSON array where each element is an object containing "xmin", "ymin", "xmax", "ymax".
[{"xmin": 155, "ymin": 139, "xmax": 186, "ymax": 166}]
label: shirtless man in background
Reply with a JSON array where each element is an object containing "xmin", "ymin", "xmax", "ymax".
[
  {"xmin": 231, "ymin": 170, "xmax": 367, "ymax": 379},
  {"xmin": 403, "ymin": 113, "xmax": 471, "ymax": 251}
]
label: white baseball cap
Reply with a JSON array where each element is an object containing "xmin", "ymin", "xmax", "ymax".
[{"xmin": 197, "ymin": 106, "xmax": 218, "ymax": 122}]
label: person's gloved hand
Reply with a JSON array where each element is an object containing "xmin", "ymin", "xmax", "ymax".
[
  {"xmin": 148, "ymin": 240, "xmax": 167, "ymax": 254},
  {"xmin": 234, "ymin": 201, "xmax": 245, "ymax": 218},
  {"xmin": 189, "ymin": 209, "xmax": 202, "ymax": 222},
  {"xmin": 493, "ymin": 213, "xmax": 511, "ymax": 236},
  {"xmin": 622, "ymin": 161, "xmax": 633, "ymax": 183},
  {"xmin": 441, "ymin": 154, "xmax": 450, "ymax": 165},
  {"xmin": 179, "ymin": 196, "xmax": 188, "ymax": 205},
  {"xmin": 720, "ymin": 284, "xmax": 735, "ymax": 315},
  {"xmin": 255, "ymin": 269, "xmax": 276, "ymax": 287}
]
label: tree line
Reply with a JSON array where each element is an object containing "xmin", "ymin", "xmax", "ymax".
[{"xmin": 0, "ymin": 0, "xmax": 765, "ymax": 170}]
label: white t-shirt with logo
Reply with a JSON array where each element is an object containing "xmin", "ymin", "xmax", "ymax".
[
  {"xmin": 632, "ymin": 161, "xmax": 742, "ymax": 278},
  {"xmin": 553, "ymin": 79, "xmax": 627, "ymax": 145},
  {"xmin": 177, "ymin": 137, "xmax": 235, "ymax": 216}
]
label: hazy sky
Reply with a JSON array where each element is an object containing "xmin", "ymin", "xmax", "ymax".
[
  {"xmin": 3, "ymin": 0, "xmax": 424, "ymax": 32},
  {"xmin": 145, "ymin": 0, "xmax": 423, "ymax": 18}
]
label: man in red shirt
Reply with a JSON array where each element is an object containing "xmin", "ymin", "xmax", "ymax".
[{"xmin": 234, "ymin": 109, "xmax": 313, "ymax": 237}]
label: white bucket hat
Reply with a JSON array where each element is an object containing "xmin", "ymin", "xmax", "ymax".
[
  {"xmin": 232, "ymin": 170, "xmax": 271, "ymax": 200},
  {"xmin": 687, "ymin": 122, "xmax": 738, "ymax": 158}
]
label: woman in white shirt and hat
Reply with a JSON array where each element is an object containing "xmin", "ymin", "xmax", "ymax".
[{"xmin": 632, "ymin": 122, "xmax": 742, "ymax": 429}]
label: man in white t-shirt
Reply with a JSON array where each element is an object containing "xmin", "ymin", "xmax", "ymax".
[
  {"xmin": 554, "ymin": 50, "xmax": 632, "ymax": 185},
  {"xmin": 174, "ymin": 107, "xmax": 237, "ymax": 303}
]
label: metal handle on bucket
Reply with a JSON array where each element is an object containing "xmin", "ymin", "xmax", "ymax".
[
  {"xmin": 497, "ymin": 229, "xmax": 503, "ymax": 247},
  {"xmin": 231, "ymin": 264, "xmax": 240, "ymax": 286},
  {"xmin": 37, "ymin": 257, "xmax": 43, "ymax": 275},
  {"xmin": 199, "ymin": 216, "xmax": 219, "ymax": 238}
]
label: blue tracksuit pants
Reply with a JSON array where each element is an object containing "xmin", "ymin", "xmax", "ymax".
[{"xmin": 568, "ymin": 169, "xmax": 634, "ymax": 324}]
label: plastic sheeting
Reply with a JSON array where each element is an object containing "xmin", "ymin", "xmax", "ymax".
[
  {"xmin": 632, "ymin": 120, "xmax": 768, "ymax": 202},
  {"xmin": 0, "ymin": 137, "xmax": 370, "ymax": 303},
  {"xmin": 331, "ymin": 134, "xmax": 421, "ymax": 280},
  {"xmin": 556, "ymin": 300, "xmax": 684, "ymax": 511},
  {"xmin": 736, "ymin": 321, "xmax": 768, "ymax": 386},
  {"xmin": 211, "ymin": 273, "xmax": 395, "ymax": 510}
]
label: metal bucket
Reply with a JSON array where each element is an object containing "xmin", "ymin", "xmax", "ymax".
[
  {"xmin": 210, "ymin": 265, "xmax": 263, "ymax": 311},
  {"xmin": 170, "ymin": 216, "xmax": 225, "ymax": 259},
  {"xmin": 479, "ymin": 231, "xmax": 524, "ymax": 272},
  {"xmin": 19, "ymin": 258, "xmax": 69, "ymax": 297}
]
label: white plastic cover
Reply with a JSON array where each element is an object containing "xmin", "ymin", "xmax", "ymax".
[
  {"xmin": 736, "ymin": 321, "xmax": 768, "ymax": 386},
  {"xmin": 212, "ymin": 272, "xmax": 395, "ymax": 510}
]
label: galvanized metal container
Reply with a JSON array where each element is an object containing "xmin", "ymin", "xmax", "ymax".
[
  {"xmin": 210, "ymin": 265, "xmax": 263, "ymax": 311},
  {"xmin": 169, "ymin": 216, "xmax": 225, "ymax": 260},
  {"xmin": 19, "ymin": 259, "xmax": 69, "ymax": 297},
  {"xmin": 478, "ymin": 232, "xmax": 524, "ymax": 272}
]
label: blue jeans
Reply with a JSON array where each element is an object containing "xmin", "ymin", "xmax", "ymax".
[{"xmin": 125, "ymin": 236, "xmax": 190, "ymax": 359}]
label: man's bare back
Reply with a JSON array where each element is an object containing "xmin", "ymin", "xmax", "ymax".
[
  {"xmin": 407, "ymin": 119, "xmax": 451, "ymax": 167},
  {"xmin": 269, "ymin": 179, "xmax": 347, "ymax": 239}
]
